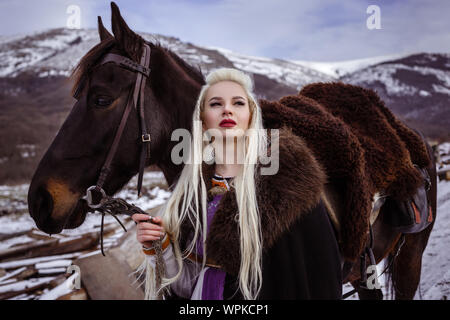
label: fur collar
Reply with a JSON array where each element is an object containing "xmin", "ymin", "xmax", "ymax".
[{"xmin": 181, "ymin": 126, "xmax": 327, "ymax": 275}]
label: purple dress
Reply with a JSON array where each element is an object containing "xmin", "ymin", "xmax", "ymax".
[{"xmin": 194, "ymin": 174, "xmax": 232, "ymax": 300}]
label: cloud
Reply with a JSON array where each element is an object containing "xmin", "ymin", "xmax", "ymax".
[{"xmin": 1, "ymin": 0, "xmax": 450, "ymax": 61}]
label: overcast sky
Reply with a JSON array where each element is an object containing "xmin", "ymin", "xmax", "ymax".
[{"xmin": 1, "ymin": 0, "xmax": 450, "ymax": 61}]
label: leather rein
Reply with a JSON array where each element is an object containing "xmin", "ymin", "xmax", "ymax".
[{"xmin": 74, "ymin": 42, "xmax": 157, "ymax": 255}]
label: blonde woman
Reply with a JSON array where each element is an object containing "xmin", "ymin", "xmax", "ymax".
[{"xmin": 132, "ymin": 68, "xmax": 342, "ymax": 300}]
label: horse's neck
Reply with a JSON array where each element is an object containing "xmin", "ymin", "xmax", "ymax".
[
  {"xmin": 154, "ymin": 56, "xmax": 202, "ymax": 187},
  {"xmin": 159, "ymin": 158, "xmax": 183, "ymax": 189}
]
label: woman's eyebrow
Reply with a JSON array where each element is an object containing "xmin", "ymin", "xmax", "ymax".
[{"xmin": 208, "ymin": 96, "xmax": 246, "ymax": 102}]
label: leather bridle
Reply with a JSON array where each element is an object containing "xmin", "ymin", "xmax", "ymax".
[
  {"xmin": 78, "ymin": 42, "xmax": 152, "ymax": 209},
  {"xmin": 71, "ymin": 42, "xmax": 159, "ymax": 256}
]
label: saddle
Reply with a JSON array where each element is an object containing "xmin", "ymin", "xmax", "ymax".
[
  {"xmin": 382, "ymin": 165, "xmax": 433, "ymax": 233},
  {"xmin": 260, "ymin": 82, "xmax": 432, "ymax": 261}
]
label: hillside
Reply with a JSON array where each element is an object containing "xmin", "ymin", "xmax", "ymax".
[{"xmin": 0, "ymin": 28, "xmax": 449, "ymax": 183}]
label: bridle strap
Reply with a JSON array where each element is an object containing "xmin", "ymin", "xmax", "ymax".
[
  {"xmin": 100, "ymin": 53, "xmax": 150, "ymax": 77},
  {"xmin": 81, "ymin": 43, "xmax": 159, "ymax": 259},
  {"xmin": 89, "ymin": 43, "xmax": 152, "ymax": 197},
  {"xmin": 137, "ymin": 44, "xmax": 152, "ymax": 196}
]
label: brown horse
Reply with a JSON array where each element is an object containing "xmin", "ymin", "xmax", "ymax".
[{"xmin": 27, "ymin": 2, "xmax": 437, "ymax": 300}]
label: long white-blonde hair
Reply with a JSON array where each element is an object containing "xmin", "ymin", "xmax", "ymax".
[{"xmin": 136, "ymin": 68, "xmax": 268, "ymax": 300}]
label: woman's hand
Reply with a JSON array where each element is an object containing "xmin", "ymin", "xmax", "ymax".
[{"xmin": 131, "ymin": 214, "xmax": 166, "ymax": 248}]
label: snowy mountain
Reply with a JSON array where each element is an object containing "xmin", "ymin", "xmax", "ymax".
[
  {"xmin": 291, "ymin": 53, "xmax": 409, "ymax": 78},
  {"xmin": 0, "ymin": 28, "xmax": 333, "ymax": 86},
  {"xmin": 1, "ymin": 28, "xmax": 448, "ymax": 128},
  {"xmin": 0, "ymin": 27, "xmax": 449, "ymax": 183},
  {"xmin": 1, "ymin": 28, "xmax": 449, "ymax": 128},
  {"xmin": 340, "ymin": 53, "xmax": 450, "ymax": 139}
]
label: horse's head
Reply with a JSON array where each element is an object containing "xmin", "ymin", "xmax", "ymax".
[{"xmin": 27, "ymin": 2, "xmax": 204, "ymax": 234}]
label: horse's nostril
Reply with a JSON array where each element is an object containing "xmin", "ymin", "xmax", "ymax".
[{"xmin": 34, "ymin": 186, "xmax": 54, "ymax": 226}]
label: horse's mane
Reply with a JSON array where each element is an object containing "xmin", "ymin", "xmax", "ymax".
[
  {"xmin": 70, "ymin": 38, "xmax": 115, "ymax": 97},
  {"xmin": 164, "ymin": 45, "xmax": 205, "ymax": 85},
  {"xmin": 70, "ymin": 37, "xmax": 204, "ymax": 97}
]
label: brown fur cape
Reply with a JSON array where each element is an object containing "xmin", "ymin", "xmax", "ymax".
[{"xmin": 259, "ymin": 82, "xmax": 430, "ymax": 261}]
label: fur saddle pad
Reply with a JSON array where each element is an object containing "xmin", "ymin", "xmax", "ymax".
[{"xmin": 259, "ymin": 82, "xmax": 431, "ymax": 261}]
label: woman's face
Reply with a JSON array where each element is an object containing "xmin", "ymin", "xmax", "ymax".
[{"xmin": 202, "ymin": 81, "xmax": 251, "ymax": 138}]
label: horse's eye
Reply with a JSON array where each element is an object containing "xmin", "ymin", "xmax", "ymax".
[{"xmin": 95, "ymin": 96, "xmax": 113, "ymax": 107}]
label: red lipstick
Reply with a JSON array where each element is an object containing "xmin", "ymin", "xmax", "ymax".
[{"xmin": 219, "ymin": 119, "xmax": 236, "ymax": 127}]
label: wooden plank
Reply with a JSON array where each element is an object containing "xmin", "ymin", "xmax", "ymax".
[
  {"xmin": 37, "ymin": 268, "xmax": 67, "ymax": 276},
  {"xmin": 0, "ymin": 252, "xmax": 82, "ymax": 270},
  {"xmin": 27, "ymin": 229, "xmax": 67, "ymax": 241},
  {"xmin": 15, "ymin": 266, "xmax": 38, "ymax": 280},
  {"xmin": 438, "ymin": 169, "xmax": 450, "ymax": 181},
  {"xmin": 0, "ymin": 266, "xmax": 27, "ymax": 284},
  {"xmin": 437, "ymin": 168, "xmax": 450, "ymax": 175},
  {"xmin": 0, "ymin": 230, "xmax": 31, "ymax": 242},
  {"xmin": 0, "ymin": 276, "xmax": 56, "ymax": 300},
  {"xmin": 0, "ymin": 232, "xmax": 101, "ymax": 262},
  {"xmin": 35, "ymin": 259, "xmax": 73, "ymax": 269},
  {"xmin": 0, "ymin": 239, "xmax": 58, "ymax": 261},
  {"xmin": 0, "ymin": 266, "xmax": 39, "ymax": 284}
]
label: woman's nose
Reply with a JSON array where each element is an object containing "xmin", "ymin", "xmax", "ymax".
[{"xmin": 223, "ymin": 103, "xmax": 233, "ymax": 115}]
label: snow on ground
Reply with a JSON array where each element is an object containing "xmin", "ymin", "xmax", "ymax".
[
  {"xmin": 0, "ymin": 170, "xmax": 170, "ymax": 239},
  {"xmin": 416, "ymin": 178, "xmax": 450, "ymax": 299},
  {"xmin": 113, "ymin": 171, "xmax": 171, "ymax": 212},
  {"xmin": 0, "ymin": 184, "xmax": 29, "ymax": 214},
  {"xmin": 439, "ymin": 142, "xmax": 450, "ymax": 155},
  {"xmin": 0, "ymin": 209, "xmax": 34, "ymax": 235}
]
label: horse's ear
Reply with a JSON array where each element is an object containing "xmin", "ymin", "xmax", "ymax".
[
  {"xmin": 110, "ymin": 1, "xmax": 142, "ymax": 60},
  {"xmin": 98, "ymin": 16, "xmax": 113, "ymax": 41}
]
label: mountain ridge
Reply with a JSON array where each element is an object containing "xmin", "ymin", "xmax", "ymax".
[{"xmin": 0, "ymin": 27, "xmax": 448, "ymax": 183}]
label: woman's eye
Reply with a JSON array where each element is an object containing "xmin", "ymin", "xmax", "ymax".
[
  {"xmin": 210, "ymin": 102, "xmax": 221, "ymax": 107},
  {"xmin": 235, "ymin": 101, "xmax": 245, "ymax": 106},
  {"xmin": 95, "ymin": 96, "xmax": 113, "ymax": 107}
]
